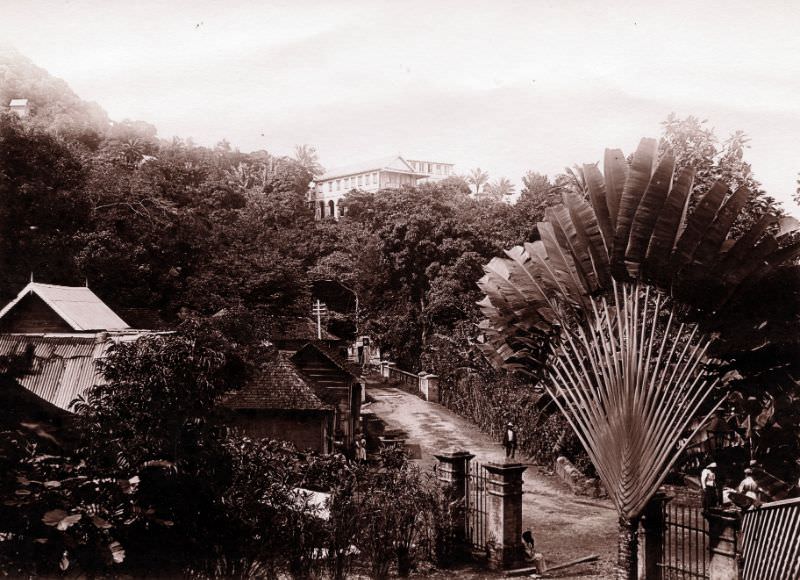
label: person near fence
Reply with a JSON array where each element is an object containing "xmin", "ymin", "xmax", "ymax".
[
  {"xmin": 355, "ymin": 437, "xmax": 367, "ymax": 463},
  {"xmin": 738, "ymin": 468, "xmax": 764, "ymax": 503},
  {"xmin": 503, "ymin": 422, "xmax": 518, "ymax": 459},
  {"xmin": 701, "ymin": 462, "xmax": 718, "ymax": 509},
  {"xmin": 522, "ymin": 529, "xmax": 546, "ymax": 572}
]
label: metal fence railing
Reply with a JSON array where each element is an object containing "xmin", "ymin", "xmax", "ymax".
[
  {"xmin": 388, "ymin": 366, "xmax": 419, "ymax": 390},
  {"xmin": 660, "ymin": 501, "xmax": 710, "ymax": 579},
  {"xmin": 465, "ymin": 461, "xmax": 489, "ymax": 551},
  {"xmin": 740, "ymin": 496, "xmax": 800, "ymax": 580}
]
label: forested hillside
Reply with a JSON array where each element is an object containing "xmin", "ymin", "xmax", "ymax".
[{"xmin": 1, "ymin": 52, "xmax": 794, "ymax": 478}]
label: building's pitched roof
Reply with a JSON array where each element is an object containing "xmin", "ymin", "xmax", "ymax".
[
  {"xmin": 224, "ymin": 355, "xmax": 332, "ymax": 412},
  {"xmin": 317, "ymin": 155, "xmax": 426, "ymax": 181},
  {"xmin": 9, "ymin": 99, "xmax": 28, "ymax": 107},
  {"xmin": 292, "ymin": 342, "xmax": 357, "ymax": 379},
  {"xmin": 0, "ymin": 283, "xmax": 130, "ymax": 332},
  {"xmin": 0, "ymin": 332, "xmax": 147, "ymax": 410}
]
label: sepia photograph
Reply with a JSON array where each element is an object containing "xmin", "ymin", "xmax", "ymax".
[{"xmin": 0, "ymin": 1, "xmax": 799, "ymax": 578}]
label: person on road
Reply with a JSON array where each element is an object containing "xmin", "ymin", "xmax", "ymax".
[
  {"xmin": 701, "ymin": 462, "xmax": 718, "ymax": 509},
  {"xmin": 503, "ymin": 422, "xmax": 518, "ymax": 459}
]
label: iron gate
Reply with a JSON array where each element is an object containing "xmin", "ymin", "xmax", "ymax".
[
  {"xmin": 465, "ymin": 461, "xmax": 489, "ymax": 550},
  {"xmin": 659, "ymin": 502, "xmax": 710, "ymax": 579}
]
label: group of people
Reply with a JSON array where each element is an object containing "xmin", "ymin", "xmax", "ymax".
[{"xmin": 700, "ymin": 461, "xmax": 767, "ymax": 509}]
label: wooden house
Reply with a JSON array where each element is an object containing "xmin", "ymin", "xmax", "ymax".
[
  {"xmin": 291, "ymin": 343, "xmax": 361, "ymax": 452},
  {"xmin": 223, "ymin": 354, "xmax": 334, "ymax": 454},
  {"xmin": 0, "ymin": 283, "xmax": 152, "ymax": 412}
]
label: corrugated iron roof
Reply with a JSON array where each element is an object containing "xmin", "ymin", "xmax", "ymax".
[
  {"xmin": 0, "ymin": 283, "xmax": 130, "ymax": 331},
  {"xmin": 0, "ymin": 332, "xmax": 152, "ymax": 411},
  {"xmin": 224, "ymin": 354, "xmax": 332, "ymax": 412}
]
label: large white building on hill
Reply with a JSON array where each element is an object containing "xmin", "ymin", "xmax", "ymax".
[{"xmin": 312, "ymin": 155, "xmax": 455, "ymax": 219}]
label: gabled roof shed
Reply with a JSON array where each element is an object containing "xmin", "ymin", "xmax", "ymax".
[{"xmin": 0, "ymin": 283, "xmax": 129, "ymax": 333}]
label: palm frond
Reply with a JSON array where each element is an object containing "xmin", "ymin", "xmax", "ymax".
[
  {"xmin": 547, "ymin": 282, "xmax": 724, "ymax": 519},
  {"xmin": 477, "ymin": 136, "xmax": 800, "ymax": 537}
]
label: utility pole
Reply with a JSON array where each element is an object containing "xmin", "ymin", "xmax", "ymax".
[{"xmin": 312, "ymin": 300, "xmax": 327, "ymax": 339}]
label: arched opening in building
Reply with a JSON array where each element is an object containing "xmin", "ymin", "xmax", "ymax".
[
  {"xmin": 319, "ymin": 201, "xmax": 325, "ymax": 218},
  {"xmin": 328, "ymin": 200, "xmax": 335, "ymax": 218}
]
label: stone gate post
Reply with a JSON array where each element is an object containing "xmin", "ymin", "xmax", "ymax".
[
  {"xmin": 434, "ymin": 450, "xmax": 475, "ymax": 549},
  {"xmin": 426, "ymin": 374, "xmax": 439, "ymax": 402},
  {"xmin": 639, "ymin": 492, "xmax": 671, "ymax": 580},
  {"xmin": 705, "ymin": 508, "xmax": 741, "ymax": 580},
  {"xmin": 484, "ymin": 462, "xmax": 527, "ymax": 569}
]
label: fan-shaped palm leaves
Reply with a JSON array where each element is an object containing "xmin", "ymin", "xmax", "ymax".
[
  {"xmin": 477, "ymin": 138, "xmax": 800, "ymax": 579},
  {"xmin": 468, "ymin": 168, "xmax": 489, "ymax": 196}
]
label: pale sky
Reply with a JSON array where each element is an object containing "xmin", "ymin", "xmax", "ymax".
[{"xmin": 3, "ymin": 0, "xmax": 800, "ymax": 215}]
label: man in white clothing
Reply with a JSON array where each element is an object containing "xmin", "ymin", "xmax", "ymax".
[{"xmin": 700, "ymin": 462, "xmax": 718, "ymax": 509}]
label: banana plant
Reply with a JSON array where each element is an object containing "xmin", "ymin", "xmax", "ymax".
[{"xmin": 477, "ymin": 138, "xmax": 800, "ymax": 579}]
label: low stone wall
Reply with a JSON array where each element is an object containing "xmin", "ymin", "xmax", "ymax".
[
  {"xmin": 380, "ymin": 361, "xmax": 439, "ymax": 403},
  {"xmin": 661, "ymin": 482, "xmax": 703, "ymax": 507},
  {"xmin": 554, "ymin": 456, "xmax": 606, "ymax": 498}
]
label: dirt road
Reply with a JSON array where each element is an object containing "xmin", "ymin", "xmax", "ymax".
[{"xmin": 365, "ymin": 385, "xmax": 618, "ymax": 579}]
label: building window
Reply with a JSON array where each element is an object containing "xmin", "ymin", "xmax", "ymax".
[
  {"xmin": 436, "ymin": 164, "xmax": 441, "ymax": 173},
  {"xmin": 336, "ymin": 180, "xmax": 341, "ymax": 191},
  {"xmin": 358, "ymin": 175, "xmax": 363, "ymax": 186},
  {"xmin": 426, "ymin": 163, "xmax": 432, "ymax": 173},
  {"xmin": 328, "ymin": 200, "xmax": 335, "ymax": 217},
  {"xmin": 328, "ymin": 182, "xmax": 332, "ymax": 192},
  {"xmin": 372, "ymin": 172, "xmax": 377, "ymax": 184},
  {"xmin": 319, "ymin": 201, "xmax": 325, "ymax": 218}
]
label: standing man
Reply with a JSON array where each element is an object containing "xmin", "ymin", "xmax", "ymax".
[
  {"xmin": 738, "ymin": 468, "xmax": 764, "ymax": 502},
  {"xmin": 701, "ymin": 462, "xmax": 718, "ymax": 509},
  {"xmin": 503, "ymin": 422, "xmax": 518, "ymax": 459}
]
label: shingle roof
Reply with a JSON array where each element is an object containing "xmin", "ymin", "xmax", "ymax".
[
  {"xmin": 224, "ymin": 355, "xmax": 332, "ymax": 412},
  {"xmin": 0, "ymin": 332, "xmax": 147, "ymax": 410},
  {"xmin": 9, "ymin": 99, "xmax": 28, "ymax": 107},
  {"xmin": 317, "ymin": 155, "xmax": 426, "ymax": 181},
  {"xmin": 0, "ymin": 283, "xmax": 130, "ymax": 331}
]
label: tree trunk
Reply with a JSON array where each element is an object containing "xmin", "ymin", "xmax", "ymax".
[{"xmin": 616, "ymin": 516, "xmax": 640, "ymax": 580}]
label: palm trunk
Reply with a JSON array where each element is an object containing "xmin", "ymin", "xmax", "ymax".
[{"xmin": 616, "ymin": 516, "xmax": 639, "ymax": 580}]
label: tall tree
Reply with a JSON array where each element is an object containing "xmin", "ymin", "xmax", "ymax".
[
  {"xmin": 659, "ymin": 114, "xmax": 781, "ymax": 235},
  {"xmin": 293, "ymin": 144, "xmax": 324, "ymax": 178},
  {"xmin": 482, "ymin": 177, "xmax": 515, "ymax": 200},
  {"xmin": 467, "ymin": 167, "xmax": 489, "ymax": 196},
  {"xmin": 477, "ymin": 138, "xmax": 800, "ymax": 579},
  {"xmin": 0, "ymin": 114, "xmax": 89, "ymax": 298}
]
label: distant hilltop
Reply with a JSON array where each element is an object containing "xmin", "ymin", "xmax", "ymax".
[{"xmin": 0, "ymin": 46, "xmax": 110, "ymax": 140}]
